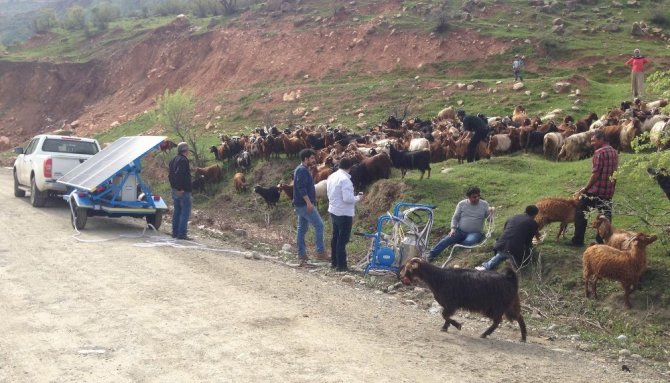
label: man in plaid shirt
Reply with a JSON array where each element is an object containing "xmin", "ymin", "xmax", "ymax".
[{"xmin": 570, "ymin": 130, "xmax": 619, "ymax": 246}]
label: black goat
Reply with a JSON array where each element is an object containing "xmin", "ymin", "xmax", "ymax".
[
  {"xmin": 236, "ymin": 151, "xmax": 252, "ymax": 171},
  {"xmin": 399, "ymin": 258, "xmax": 527, "ymax": 342},
  {"xmin": 254, "ymin": 185, "xmax": 281, "ymax": 207},
  {"xmin": 526, "ymin": 121, "xmax": 558, "ymax": 152},
  {"xmin": 648, "ymin": 168, "xmax": 670, "ymax": 200},
  {"xmin": 387, "ymin": 144, "xmax": 431, "ymax": 180},
  {"xmin": 192, "ymin": 175, "xmax": 206, "ymax": 194}
]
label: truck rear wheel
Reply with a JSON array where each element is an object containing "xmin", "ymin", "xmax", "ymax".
[
  {"xmin": 146, "ymin": 211, "xmax": 163, "ymax": 230},
  {"xmin": 70, "ymin": 198, "xmax": 88, "ymax": 230},
  {"xmin": 30, "ymin": 176, "xmax": 47, "ymax": 207},
  {"xmin": 14, "ymin": 171, "xmax": 25, "ymax": 197}
]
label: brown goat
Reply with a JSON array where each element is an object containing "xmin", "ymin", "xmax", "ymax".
[
  {"xmin": 194, "ymin": 165, "xmax": 223, "ymax": 184},
  {"xmin": 591, "ymin": 215, "xmax": 638, "ymax": 250},
  {"xmin": 582, "ymin": 233, "xmax": 658, "ymax": 308},
  {"xmin": 233, "ymin": 172, "xmax": 247, "ymax": 192},
  {"xmin": 534, "ymin": 195, "xmax": 579, "ymax": 241},
  {"xmin": 277, "ymin": 182, "xmax": 294, "ymax": 200}
]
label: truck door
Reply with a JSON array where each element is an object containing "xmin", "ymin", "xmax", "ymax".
[{"xmin": 17, "ymin": 138, "xmax": 39, "ymax": 185}]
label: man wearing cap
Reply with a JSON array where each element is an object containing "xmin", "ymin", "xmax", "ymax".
[
  {"xmin": 168, "ymin": 142, "xmax": 192, "ymax": 240},
  {"xmin": 626, "ymin": 48, "xmax": 649, "ymax": 100}
]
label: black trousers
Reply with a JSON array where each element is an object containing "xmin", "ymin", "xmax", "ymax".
[
  {"xmin": 330, "ymin": 214, "xmax": 353, "ymax": 270},
  {"xmin": 572, "ymin": 193, "xmax": 612, "ymax": 245},
  {"xmin": 467, "ymin": 131, "xmax": 487, "ymax": 163}
]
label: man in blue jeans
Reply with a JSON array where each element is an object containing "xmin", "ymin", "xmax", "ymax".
[
  {"xmin": 428, "ymin": 186, "xmax": 493, "ymax": 262},
  {"xmin": 168, "ymin": 142, "xmax": 192, "ymax": 240},
  {"xmin": 293, "ymin": 149, "xmax": 328, "ymax": 266},
  {"xmin": 476, "ymin": 205, "xmax": 539, "ymax": 271}
]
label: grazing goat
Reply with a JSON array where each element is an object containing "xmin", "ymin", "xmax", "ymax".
[
  {"xmin": 191, "ymin": 175, "xmax": 206, "ymax": 194},
  {"xmin": 400, "ymin": 258, "xmax": 526, "ymax": 342},
  {"xmin": 647, "ymin": 168, "xmax": 670, "ymax": 200},
  {"xmin": 557, "ymin": 131, "xmax": 595, "ymax": 161},
  {"xmin": 387, "ymin": 144, "xmax": 431, "ymax": 180},
  {"xmin": 236, "ymin": 151, "xmax": 252, "ymax": 171},
  {"xmin": 543, "ymin": 132, "xmax": 564, "ymax": 160},
  {"xmin": 277, "ymin": 182, "xmax": 294, "ymax": 200},
  {"xmin": 534, "ymin": 195, "xmax": 579, "ymax": 241},
  {"xmin": 591, "ymin": 215, "xmax": 638, "ymax": 250},
  {"xmin": 194, "ymin": 164, "xmax": 223, "ymax": 184},
  {"xmin": 649, "ymin": 120, "xmax": 670, "ymax": 150},
  {"xmin": 349, "ymin": 152, "xmax": 393, "ymax": 190},
  {"xmin": 583, "ymin": 234, "xmax": 658, "ymax": 308},
  {"xmin": 314, "ymin": 179, "xmax": 328, "ymax": 199},
  {"xmin": 254, "ymin": 185, "xmax": 281, "ymax": 207},
  {"xmin": 159, "ymin": 139, "xmax": 177, "ymax": 152},
  {"xmin": 233, "ymin": 172, "xmax": 247, "ymax": 192}
]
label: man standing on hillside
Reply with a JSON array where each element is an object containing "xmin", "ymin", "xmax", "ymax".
[
  {"xmin": 626, "ymin": 48, "xmax": 649, "ymax": 100},
  {"xmin": 326, "ymin": 157, "xmax": 362, "ymax": 272},
  {"xmin": 570, "ymin": 130, "xmax": 618, "ymax": 246},
  {"xmin": 168, "ymin": 142, "xmax": 192, "ymax": 240},
  {"xmin": 293, "ymin": 149, "xmax": 328, "ymax": 266},
  {"xmin": 512, "ymin": 54, "xmax": 525, "ymax": 82},
  {"xmin": 457, "ymin": 109, "xmax": 489, "ymax": 163}
]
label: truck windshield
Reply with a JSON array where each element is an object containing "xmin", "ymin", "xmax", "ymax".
[{"xmin": 42, "ymin": 138, "xmax": 99, "ymax": 155}]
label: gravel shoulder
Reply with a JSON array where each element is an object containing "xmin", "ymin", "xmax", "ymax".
[{"xmin": 0, "ymin": 167, "xmax": 666, "ymax": 382}]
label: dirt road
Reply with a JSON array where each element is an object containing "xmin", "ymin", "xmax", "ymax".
[{"xmin": 0, "ymin": 167, "xmax": 665, "ymax": 382}]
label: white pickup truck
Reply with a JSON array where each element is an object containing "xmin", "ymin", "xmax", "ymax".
[{"xmin": 13, "ymin": 134, "xmax": 101, "ymax": 207}]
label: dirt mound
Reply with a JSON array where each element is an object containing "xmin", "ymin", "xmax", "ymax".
[{"xmin": 357, "ymin": 179, "xmax": 411, "ymax": 224}]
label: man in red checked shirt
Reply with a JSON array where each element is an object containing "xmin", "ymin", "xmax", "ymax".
[
  {"xmin": 570, "ymin": 130, "xmax": 619, "ymax": 246},
  {"xmin": 626, "ymin": 48, "xmax": 649, "ymax": 100}
]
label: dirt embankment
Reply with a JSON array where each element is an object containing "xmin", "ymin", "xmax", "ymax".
[{"xmin": 0, "ymin": 9, "xmax": 511, "ymax": 146}]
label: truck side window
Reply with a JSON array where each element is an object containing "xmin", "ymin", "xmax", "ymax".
[{"xmin": 24, "ymin": 139, "xmax": 39, "ymax": 155}]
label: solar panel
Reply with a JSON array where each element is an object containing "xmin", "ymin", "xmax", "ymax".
[{"xmin": 58, "ymin": 136, "xmax": 167, "ymax": 191}]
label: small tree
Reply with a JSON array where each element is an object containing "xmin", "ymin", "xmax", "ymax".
[
  {"xmin": 153, "ymin": 89, "xmax": 206, "ymax": 166},
  {"xmin": 63, "ymin": 5, "xmax": 87, "ymax": 31},
  {"xmin": 220, "ymin": 0, "xmax": 237, "ymax": 15},
  {"xmin": 32, "ymin": 8, "xmax": 58, "ymax": 34},
  {"xmin": 91, "ymin": 4, "xmax": 120, "ymax": 31}
]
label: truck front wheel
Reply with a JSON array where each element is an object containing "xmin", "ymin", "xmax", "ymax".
[
  {"xmin": 146, "ymin": 211, "xmax": 163, "ymax": 230},
  {"xmin": 14, "ymin": 171, "xmax": 25, "ymax": 197},
  {"xmin": 70, "ymin": 198, "xmax": 88, "ymax": 230},
  {"xmin": 30, "ymin": 176, "xmax": 47, "ymax": 207}
]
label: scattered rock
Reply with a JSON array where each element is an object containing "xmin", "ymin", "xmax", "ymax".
[
  {"xmin": 281, "ymin": 243, "xmax": 292, "ymax": 252},
  {"xmin": 456, "ymin": 83, "xmax": 467, "ymax": 90},
  {"xmin": 341, "ymin": 275, "xmax": 355, "ymax": 283},
  {"xmin": 617, "ymin": 334, "xmax": 628, "ymax": 341},
  {"xmin": 631, "ymin": 22, "xmax": 646, "ymax": 36},
  {"xmin": 513, "ymin": 82, "xmax": 525, "ymax": 90},
  {"xmin": 524, "ymin": 90, "xmax": 531, "ymax": 95},
  {"xmin": 552, "ymin": 24, "xmax": 565, "ymax": 34},
  {"xmin": 466, "ymin": 84, "xmax": 475, "ymax": 91},
  {"xmin": 619, "ymin": 349, "xmax": 632, "ymax": 356},
  {"xmin": 553, "ymin": 81, "xmax": 572, "ymax": 93},
  {"xmin": 553, "ymin": 18, "xmax": 563, "ymax": 26},
  {"xmin": 540, "ymin": 91, "xmax": 549, "ymax": 99}
]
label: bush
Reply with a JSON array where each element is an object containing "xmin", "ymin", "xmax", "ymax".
[
  {"xmin": 538, "ymin": 35, "xmax": 566, "ymax": 58},
  {"xmin": 434, "ymin": 12, "xmax": 450, "ymax": 34},
  {"xmin": 63, "ymin": 5, "xmax": 87, "ymax": 31},
  {"xmin": 649, "ymin": 13, "xmax": 670, "ymax": 27},
  {"xmin": 91, "ymin": 4, "xmax": 121, "ymax": 31},
  {"xmin": 154, "ymin": 0, "xmax": 188, "ymax": 17}
]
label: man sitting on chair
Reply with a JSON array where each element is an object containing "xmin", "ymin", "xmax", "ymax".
[
  {"xmin": 476, "ymin": 205, "xmax": 539, "ymax": 271},
  {"xmin": 427, "ymin": 186, "xmax": 494, "ymax": 262}
]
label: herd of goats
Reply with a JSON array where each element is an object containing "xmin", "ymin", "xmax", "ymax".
[
  {"xmin": 154, "ymin": 99, "xmax": 670, "ymax": 339},
  {"xmin": 178, "ymin": 98, "xmax": 670, "ymax": 206}
]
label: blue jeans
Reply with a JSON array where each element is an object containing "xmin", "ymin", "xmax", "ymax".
[
  {"xmin": 481, "ymin": 251, "xmax": 511, "ymax": 270},
  {"xmin": 330, "ymin": 214, "xmax": 353, "ymax": 270},
  {"xmin": 172, "ymin": 189, "xmax": 192, "ymax": 238},
  {"xmin": 295, "ymin": 205, "xmax": 325, "ymax": 258},
  {"xmin": 429, "ymin": 228, "xmax": 483, "ymax": 260}
]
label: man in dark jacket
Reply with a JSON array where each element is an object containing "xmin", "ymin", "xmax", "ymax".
[
  {"xmin": 476, "ymin": 205, "xmax": 539, "ymax": 271},
  {"xmin": 457, "ymin": 110, "xmax": 489, "ymax": 163},
  {"xmin": 293, "ymin": 149, "xmax": 327, "ymax": 266},
  {"xmin": 168, "ymin": 142, "xmax": 192, "ymax": 240}
]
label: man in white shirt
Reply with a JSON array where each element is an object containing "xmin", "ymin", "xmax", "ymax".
[{"xmin": 326, "ymin": 158, "xmax": 362, "ymax": 272}]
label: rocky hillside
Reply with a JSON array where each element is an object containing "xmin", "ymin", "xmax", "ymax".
[{"xmin": 0, "ymin": 0, "xmax": 669, "ymax": 147}]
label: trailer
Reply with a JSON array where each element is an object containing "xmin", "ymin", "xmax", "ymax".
[{"xmin": 58, "ymin": 136, "xmax": 169, "ymax": 230}]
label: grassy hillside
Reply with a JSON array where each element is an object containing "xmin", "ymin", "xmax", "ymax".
[{"xmin": 3, "ymin": 0, "xmax": 670, "ymax": 364}]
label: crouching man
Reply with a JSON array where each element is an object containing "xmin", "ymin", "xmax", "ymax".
[{"xmin": 477, "ymin": 205, "xmax": 539, "ymax": 271}]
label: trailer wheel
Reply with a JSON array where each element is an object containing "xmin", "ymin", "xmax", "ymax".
[
  {"xmin": 30, "ymin": 176, "xmax": 47, "ymax": 207},
  {"xmin": 70, "ymin": 198, "xmax": 88, "ymax": 230},
  {"xmin": 14, "ymin": 170, "xmax": 25, "ymax": 197},
  {"xmin": 146, "ymin": 211, "xmax": 163, "ymax": 230}
]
